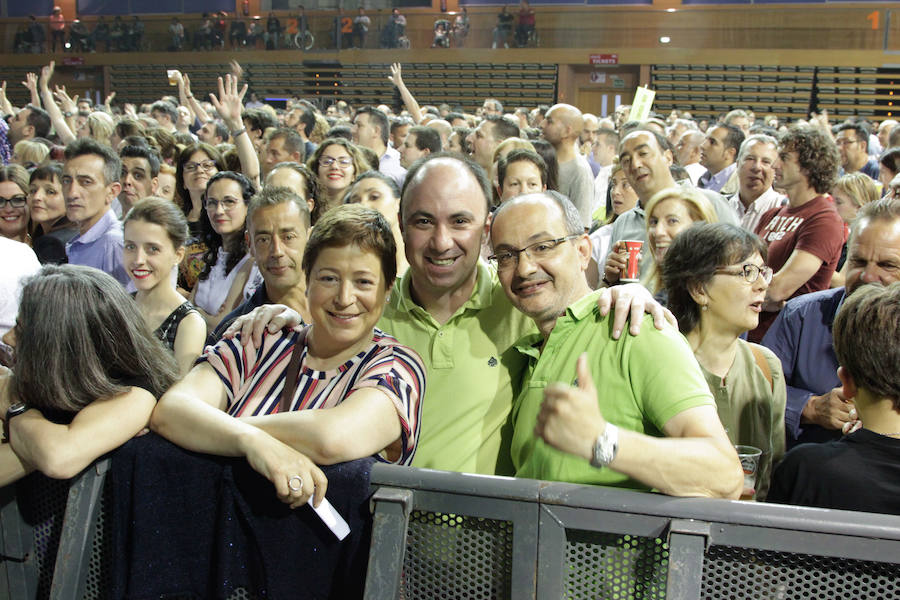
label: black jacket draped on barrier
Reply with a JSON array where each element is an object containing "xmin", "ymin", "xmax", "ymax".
[{"xmin": 108, "ymin": 434, "xmax": 374, "ymax": 600}]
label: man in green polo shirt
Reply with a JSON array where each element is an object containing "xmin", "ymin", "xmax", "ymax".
[
  {"xmin": 225, "ymin": 154, "xmax": 673, "ymax": 476},
  {"xmin": 490, "ymin": 191, "xmax": 743, "ymax": 497}
]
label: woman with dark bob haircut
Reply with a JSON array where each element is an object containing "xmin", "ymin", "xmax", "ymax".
[
  {"xmin": 662, "ymin": 222, "xmax": 786, "ymax": 500},
  {"xmin": 0, "ymin": 265, "xmax": 178, "ymax": 484},
  {"xmin": 152, "ymin": 204, "xmax": 424, "ymax": 510}
]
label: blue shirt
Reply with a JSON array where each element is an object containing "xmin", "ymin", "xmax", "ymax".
[
  {"xmin": 379, "ymin": 146, "xmax": 407, "ymax": 190},
  {"xmin": 66, "ymin": 209, "xmax": 130, "ymax": 288},
  {"xmin": 761, "ymin": 287, "xmax": 845, "ymax": 447},
  {"xmin": 698, "ymin": 162, "xmax": 737, "ymax": 193}
]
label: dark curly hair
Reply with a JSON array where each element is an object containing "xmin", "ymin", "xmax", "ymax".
[
  {"xmin": 175, "ymin": 143, "xmax": 225, "ymax": 216},
  {"xmin": 197, "ymin": 171, "xmax": 256, "ymax": 280},
  {"xmin": 779, "ymin": 126, "xmax": 840, "ymax": 194},
  {"xmin": 661, "ymin": 222, "xmax": 768, "ymax": 335}
]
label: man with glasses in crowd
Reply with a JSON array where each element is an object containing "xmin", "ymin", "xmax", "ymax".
[
  {"xmin": 488, "ymin": 191, "xmax": 742, "ymax": 497},
  {"xmin": 835, "ymin": 122, "xmax": 880, "ymax": 181}
]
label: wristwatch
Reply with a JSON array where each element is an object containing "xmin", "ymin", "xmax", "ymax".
[
  {"xmin": 3, "ymin": 402, "xmax": 28, "ymax": 442},
  {"xmin": 590, "ymin": 423, "xmax": 619, "ymax": 468}
]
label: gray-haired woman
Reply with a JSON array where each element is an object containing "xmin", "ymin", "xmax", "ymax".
[{"xmin": 0, "ymin": 264, "xmax": 178, "ymax": 485}]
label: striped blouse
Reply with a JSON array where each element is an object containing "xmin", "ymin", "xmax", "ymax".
[{"xmin": 199, "ymin": 326, "xmax": 424, "ymax": 466}]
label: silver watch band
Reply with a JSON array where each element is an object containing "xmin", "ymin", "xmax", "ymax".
[{"xmin": 590, "ymin": 423, "xmax": 619, "ymax": 468}]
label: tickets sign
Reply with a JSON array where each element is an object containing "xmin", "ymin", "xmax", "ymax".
[{"xmin": 590, "ymin": 54, "xmax": 618, "ymax": 65}]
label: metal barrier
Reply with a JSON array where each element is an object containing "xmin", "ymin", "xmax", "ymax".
[
  {"xmin": 365, "ymin": 464, "xmax": 900, "ymax": 600},
  {"xmin": 0, "ymin": 458, "xmax": 111, "ymax": 600}
]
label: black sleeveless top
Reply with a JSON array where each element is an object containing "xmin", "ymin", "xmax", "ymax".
[{"xmin": 153, "ymin": 301, "xmax": 199, "ymax": 351}]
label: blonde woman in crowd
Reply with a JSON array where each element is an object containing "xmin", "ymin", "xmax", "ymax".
[
  {"xmin": 0, "ymin": 165, "xmax": 31, "ymax": 245},
  {"xmin": 604, "ymin": 186, "xmax": 717, "ymax": 297},
  {"xmin": 77, "ymin": 111, "xmax": 115, "ymax": 147},
  {"xmin": 12, "ymin": 140, "xmax": 49, "ymax": 170},
  {"xmin": 830, "ymin": 172, "xmax": 880, "ymax": 288}
]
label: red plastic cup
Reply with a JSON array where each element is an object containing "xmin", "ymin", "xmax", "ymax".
[{"xmin": 621, "ymin": 240, "xmax": 643, "ymax": 282}]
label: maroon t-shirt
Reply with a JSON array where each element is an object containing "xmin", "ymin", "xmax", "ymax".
[{"xmin": 749, "ymin": 195, "xmax": 843, "ymax": 342}]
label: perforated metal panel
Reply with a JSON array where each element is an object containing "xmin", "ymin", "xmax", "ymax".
[
  {"xmin": 402, "ymin": 510, "xmax": 513, "ymax": 599},
  {"xmin": 83, "ymin": 481, "xmax": 112, "ymax": 600},
  {"xmin": 701, "ymin": 545, "xmax": 900, "ymax": 599},
  {"xmin": 563, "ymin": 531, "xmax": 668, "ymax": 600},
  {"xmin": 23, "ymin": 477, "xmax": 70, "ymax": 599}
]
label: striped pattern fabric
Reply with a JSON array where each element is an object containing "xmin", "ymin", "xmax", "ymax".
[{"xmin": 199, "ymin": 326, "xmax": 425, "ymax": 465}]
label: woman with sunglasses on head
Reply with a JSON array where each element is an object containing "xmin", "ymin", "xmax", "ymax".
[
  {"xmin": 662, "ymin": 222, "xmax": 786, "ymax": 500},
  {"xmin": 190, "ymin": 171, "xmax": 258, "ymax": 332},
  {"xmin": 306, "ymin": 138, "xmax": 371, "ymax": 223}
]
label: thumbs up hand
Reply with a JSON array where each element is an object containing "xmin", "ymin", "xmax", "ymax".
[{"xmin": 535, "ymin": 353, "xmax": 606, "ymax": 461}]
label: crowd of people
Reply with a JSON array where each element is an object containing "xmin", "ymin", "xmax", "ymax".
[
  {"xmin": 13, "ymin": 3, "xmax": 540, "ymax": 53},
  {"xmin": 2, "ymin": 54, "xmax": 900, "ymax": 594}
]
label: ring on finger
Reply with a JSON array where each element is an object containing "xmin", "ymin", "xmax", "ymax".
[{"xmin": 288, "ymin": 474, "xmax": 303, "ymax": 492}]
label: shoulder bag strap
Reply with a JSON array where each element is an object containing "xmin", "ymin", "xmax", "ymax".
[
  {"xmin": 280, "ymin": 327, "xmax": 309, "ymax": 413},
  {"xmin": 749, "ymin": 343, "xmax": 774, "ymax": 393}
]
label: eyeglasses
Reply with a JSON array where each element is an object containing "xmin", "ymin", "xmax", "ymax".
[
  {"xmin": 203, "ymin": 197, "xmax": 241, "ymax": 211},
  {"xmin": 834, "ymin": 138, "xmax": 859, "ymax": 147},
  {"xmin": 0, "ymin": 195, "xmax": 27, "ymax": 209},
  {"xmin": 184, "ymin": 160, "xmax": 218, "ymax": 173},
  {"xmin": 714, "ymin": 263, "xmax": 773, "ymax": 285},
  {"xmin": 489, "ymin": 234, "xmax": 580, "ymax": 271},
  {"xmin": 319, "ymin": 156, "xmax": 354, "ymax": 168}
]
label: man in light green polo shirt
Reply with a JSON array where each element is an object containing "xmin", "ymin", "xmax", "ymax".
[
  {"xmin": 379, "ymin": 155, "xmax": 532, "ymax": 475},
  {"xmin": 490, "ymin": 191, "xmax": 743, "ymax": 497},
  {"xmin": 382, "ymin": 154, "xmax": 673, "ymax": 476},
  {"xmin": 224, "ymin": 154, "xmax": 673, "ymax": 476}
]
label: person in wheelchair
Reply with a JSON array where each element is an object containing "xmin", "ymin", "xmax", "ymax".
[
  {"xmin": 432, "ymin": 19, "xmax": 451, "ymax": 48},
  {"xmin": 0, "ymin": 265, "xmax": 179, "ymax": 486}
]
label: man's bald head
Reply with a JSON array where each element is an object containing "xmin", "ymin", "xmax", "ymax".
[
  {"xmin": 581, "ymin": 113, "xmax": 600, "ymax": 145},
  {"xmin": 551, "ymin": 104, "xmax": 584, "ymax": 130},
  {"xmin": 541, "ymin": 104, "xmax": 584, "ymax": 146},
  {"xmin": 426, "ymin": 119, "xmax": 452, "ymax": 147},
  {"xmin": 675, "ymin": 129, "xmax": 705, "ymax": 166}
]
